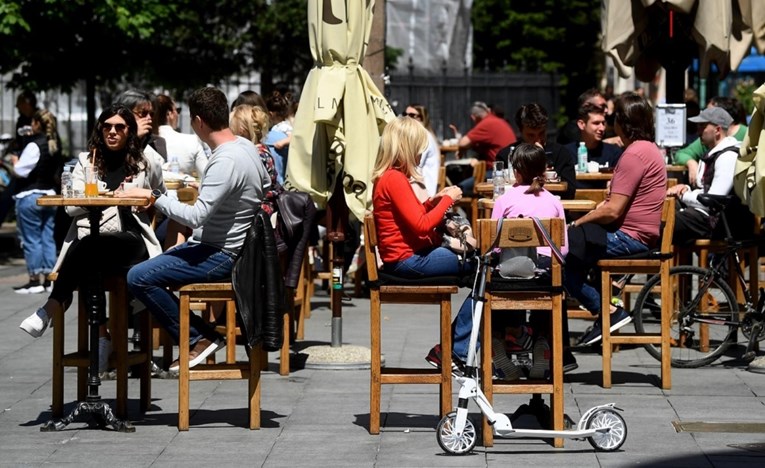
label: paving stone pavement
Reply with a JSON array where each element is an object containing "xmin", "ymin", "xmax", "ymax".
[{"xmin": 1, "ymin": 264, "xmax": 765, "ymax": 467}]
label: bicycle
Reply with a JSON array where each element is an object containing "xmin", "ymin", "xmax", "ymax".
[{"xmin": 630, "ymin": 193, "xmax": 765, "ymax": 368}]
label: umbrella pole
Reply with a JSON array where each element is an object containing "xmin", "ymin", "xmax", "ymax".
[{"xmin": 326, "ymin": 179, "xmax": 348, "ymax": 348}]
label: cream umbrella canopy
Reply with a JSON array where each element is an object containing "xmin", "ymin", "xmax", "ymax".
[
  {"xmin": 602, "ymin": 0, "xmax": 763, "ymax": 99},
  {"xmin": 286, "ymin": 0, "xmax": 395, "ymax": 223}
]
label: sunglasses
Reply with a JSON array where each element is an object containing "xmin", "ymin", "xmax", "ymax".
[
  {"xmin": 405, "ymin": 112, "xmax": 422, "ymax": 120},
  {"xmin": 102, "ymin": 123, "xmax": 127, "ymax": 132},
  {"xmin": 133, "ymin": 109, "xmax": 152, "ymax": 118}
]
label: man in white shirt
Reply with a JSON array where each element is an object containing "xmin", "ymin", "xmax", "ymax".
[
  {"xmin": 155, "ymin": 94, "xmax": 208, "ymax": 177},
  {"xmin": 667, "ymin": 106, "xmax": 740, "ymax": 243}
]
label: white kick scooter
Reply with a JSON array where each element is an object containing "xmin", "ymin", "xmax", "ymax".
[{"xmin": 436, "ymin": 217, "xmax": 627, "ymax": 455}]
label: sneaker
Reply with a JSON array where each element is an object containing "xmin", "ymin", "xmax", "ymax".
[
  {"xmin": 42, "ymin": 279, "xmax": 53, "ymax": 293},
  {"xmin": 14, "ymin": 280, "xmax": 45, "ymax": 295},
  {"xmin": 19, "ymin": 308, "xmax": 50, "ymax": 338},
  {"xmin": 528, "ymin": 337, "xmax": 551, "ymax": 379},
  {"xmin": 425, "ymin": 344, "xmax": 465, "ymax": 376},
  {"xmin": 492, "ymin": 338, "xmax": 522, "ymax": 381},
  {"xmin": 578, "ymin": 307, "xmax": 633, "ymax": 346},
  {"xmin": 563, "ymin": 349, "xmax": 578, "ymax": 373},
  {"xmin": 168, "ymin": 337, "xmax": 224, "ymax": 372},
  {"xmin": 505, "ymin": 325, "xmax": 534, "ymax": 354},
  {"xmin": 98, "ymin": 337, "xmax": 113, "ymax": 373}
]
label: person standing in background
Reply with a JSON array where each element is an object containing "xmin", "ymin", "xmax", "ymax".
[{"xmin": 12, "ymin": 109, "xmax": 62, "ymax": 294}]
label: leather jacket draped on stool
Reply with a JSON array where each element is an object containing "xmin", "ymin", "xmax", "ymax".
[{"xmin": 232, "ymin": 209, "xmax": 285, "ymax": 352}]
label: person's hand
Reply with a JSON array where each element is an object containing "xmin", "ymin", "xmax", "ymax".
[
  {"xmin": 603, "ymin": 136, "xmax": 623, "ymax": 147},
  {"xmin": 115, "ymin": 187, "xmax": 153, "ymax": 211},
  {"xmin": 687, "ymin": 159, "xmax": 699, "ymax": 186},
  {"xmin": 448, "ymin": 124, "xmax": 461, "ymax": 139},
  {"xmin": 468, "ymin": 157, "xmax": 479, "ymax": 167},
  {"xmin": 666, "ymin": 184, "xmax": 688, "ymax": 198},
  {"xmin": 135, "ymin": 115, "xmax": 152, "ymax": 138},
  {"xmin": 436, "ymin": 185, "xmax": 462, "ymax": 202}
]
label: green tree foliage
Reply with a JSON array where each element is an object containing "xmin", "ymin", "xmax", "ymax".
[
  {"xmin": 472, "ymin": 0, "xmax": 602, "ymax": 118},
  {"xmin": 0, "ymin": 0, "xmax": 313, "ymax": 128}
]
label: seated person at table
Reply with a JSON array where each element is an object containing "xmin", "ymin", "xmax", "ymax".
[
  {"xmin": 497, "ymin": 103, "xmax": 577, "ymax": 199},
  {"xmin": 371, "ymin": 116, "xmax": 470, "ymax": 371},
  {"xmin": 667, "ymin": 107, "xmax": 744, "ymax": 243},
  {"xmin": 565, "ymin": 92, "xmax": 666, "ymax": 347},
  {"xmin": 19, "ymin": 104, "xmax": 166, "ymax": 373},
  {"xmin": 123, "ymin": 87, "xmax": 272, "ymax": 371},
  {"xmin": 451, "ymin": 101, "xmax": 516, "ymax": 194},
  {"xmin": 405, "ymin": 103, "xmax": 440, "ymax": 197},
  {"xmin": 674, "ymin": 97, "xmax": 748, "ymax": 186},
  {"xmin": 490, "ymin": 143, "xmax": 574, "ymax": 378},
  {"xmin": 564, "ymin": 101, "xmax": 622, "ymax": 188}
]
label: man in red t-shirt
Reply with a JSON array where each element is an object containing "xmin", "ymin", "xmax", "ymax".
[
  {"xmin": 566, "ymin": 92, "xmax": 666, "ymax": 347},
  {"xmin": 452, "ymin": 101, "xmax": 516, "ymax": 193}
]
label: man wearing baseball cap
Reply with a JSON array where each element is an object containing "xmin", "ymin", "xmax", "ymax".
[{"xmin": 666, "ymin": 106, "xmax": 740, "ymax": 242}]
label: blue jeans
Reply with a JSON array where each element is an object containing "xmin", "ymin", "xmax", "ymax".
[
  {"xmin": 565, "ymin": 229, "xmax": 648, "ymax": 315},
  {"xmin": 15, "ymin": 193, "xmax": 57, "ymax": 276},
  {"xmin": 127, "ymin": 242, "xmax": 236, "ymax": 345},
  {"xmin": 388, "ymin": 246, "xmax": 472, "ymax": 277}
]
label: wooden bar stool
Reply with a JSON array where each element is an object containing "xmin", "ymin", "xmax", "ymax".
[
  {"xmin": 50, "ymin": 272, "xmax": 152, "ymax": 419},
  {"xmin": 598, "ymin": 197, "xmax": 676, "ymax": 389},
  {"xmin": 478, "ymin": 217, "xmax": 566, "ymax": 448},
  {"xmin": 363, "ymin": 214, "xmax": 459, "ymax": 434},
  {"xmin": 454, "ymin": 161, "xmax": 487, "ymax": 228},
  {"xmin": 177, "ymin": 282, "xmax": 261, "ymax": 430}
]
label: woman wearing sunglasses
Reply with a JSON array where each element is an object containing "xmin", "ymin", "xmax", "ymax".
[{"xmin": 19, "ymin": 104, "xmax": 166, "ymax": 374}]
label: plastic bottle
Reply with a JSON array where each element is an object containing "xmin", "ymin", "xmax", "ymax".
[
  {"xmin": 168, "ymin": 154, "xmax": 180, "ymax": 174},
  {"xmin": 61, "ymin": 165, "xmax": 72, "ymax": 198},
  {"xmin": 493, "ymin": 169, "xmax": 505, "ymax": 199},
  {"xmin": 577, "ymin": 141, "xmax": 588, "ymax": 173}
]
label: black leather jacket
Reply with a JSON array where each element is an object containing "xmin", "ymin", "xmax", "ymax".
[
  {"xmin": 232, "ymin": 209, "xmax": 284, "ymax": 352},
  {"xmin": 276, "ymin": 190, "xmax": 317, "ymax": 289}
]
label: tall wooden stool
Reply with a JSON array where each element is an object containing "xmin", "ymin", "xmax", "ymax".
[
  {"xmin": 478, "ymin": 218, "xmax": 566, "ymax": 448},
  {"xmin": 363, "ymin": 214, "xmax": 459, "ymax": 434}
]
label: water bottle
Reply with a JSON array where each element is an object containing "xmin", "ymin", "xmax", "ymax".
[
  {"xmin": 577, "ymin": 141, "xmax": 588, "ymax": 173},
  {"xmin": 168, "ymin": 154, "xmax": 180, "ymax": 174},
  {"xmin": 493, "ymin": 168, "xmax": 505, "ymax": 199},
  {"xmin": 61, "ymin": 166, "xmax": 73, "ymax": 198}
]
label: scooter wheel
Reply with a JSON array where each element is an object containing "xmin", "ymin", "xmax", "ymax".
[
  {"xmin": 436, "ymin": 412, "xmax": 477, "ymax": 455},
  {"xmin": 586, "ymin": 408, "xmax": 627, "ymax": 452}
]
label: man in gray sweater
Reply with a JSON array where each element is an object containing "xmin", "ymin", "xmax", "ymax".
[{"xmin": 122, "ymin": 86, "xmax": 271, "ymax": 371}]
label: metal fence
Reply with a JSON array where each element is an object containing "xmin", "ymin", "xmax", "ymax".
[{"xmin": 386, "ymin": 71, "xmax": 562, "ymax": 141}]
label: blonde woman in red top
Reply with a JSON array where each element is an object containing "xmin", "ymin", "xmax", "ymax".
[
  {"xmin": 372, "ymin": 116, "xmax": 464, "ymax": 277},
  {"xmin": 372, "ymin": 116, "xmax": 474, "ymax": 372}
]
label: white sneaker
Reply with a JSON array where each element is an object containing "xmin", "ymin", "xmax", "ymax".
[
  {"xmin": 99, "ymin": 337, "xmax": 113, "ymax": 373},
  {"xmin": 19, "ymin": 308, "xmax": 50, "ymax": 338}
]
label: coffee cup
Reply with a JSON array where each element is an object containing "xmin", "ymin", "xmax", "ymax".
[
  {"xmin": 587, "ymin": 161, "xmax": 600, "ymax": 173},
  {"xmin": 545, "ymin": 170, "xmax": 557, "ymax": 181}
]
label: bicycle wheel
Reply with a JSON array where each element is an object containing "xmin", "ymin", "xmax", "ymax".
[{"xmin": 633, "ymin": 266, "xmax": 739, "ymax": 368}]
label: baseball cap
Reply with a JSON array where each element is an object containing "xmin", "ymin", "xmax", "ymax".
[{"xmin": 688, "ymin": 107, "xmax": 733, "ymax": 129}]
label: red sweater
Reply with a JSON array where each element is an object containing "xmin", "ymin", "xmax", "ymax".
[{"xmin": 373, "ymin": 169, "xmax": 453, "ymax": 263}]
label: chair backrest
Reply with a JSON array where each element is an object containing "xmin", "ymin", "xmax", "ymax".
[
  {"xmin": 363, "ymin": 214, "xmax": 380, "ymax": 283},
  {"xmin": 574, "ymin": 188, "xmax": 607, "ymax": 203},
  {"xmin": 474, "ymin": 161, "xmax": 487, "ymax": 184},
  {"xmin": 478, "ymin": 217, "xmax": 565, "ymax": 286},
  {"xmin": 437, "ymin": 166, "xmax": 446, "ymax": 193},
  {"xmin": 658, "ymin": 197, "xmax": 676, "ymax": 255}
]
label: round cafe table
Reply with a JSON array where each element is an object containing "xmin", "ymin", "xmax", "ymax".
[{"xmin": 36, "ymin": 194, "xmax": 149, "ymax": 432}]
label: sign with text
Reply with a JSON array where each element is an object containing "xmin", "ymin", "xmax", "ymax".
[{"xmin": 655, "ymin": 104, "xmax": 686, "ymax": 148}]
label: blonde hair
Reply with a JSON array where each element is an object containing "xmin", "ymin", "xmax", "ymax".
[
  {"xmin": 372, "ymin": 116, "xmax": 428, "ymax": 183},
  {"xmin": 34, "ymin": 109, "xmax": 59, "ymax": 154},
  {"xmin": 229, "ymin": 104, "xmax": 270, "ymax": 144}
]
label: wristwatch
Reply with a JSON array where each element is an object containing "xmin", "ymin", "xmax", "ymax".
[
  {"xmin": 569, "ymin": 221, "xmax": 577, "ymax": 228},
  {"xmin": 150, "ymin": 188, "xmax": 162, "ymax": 205}
]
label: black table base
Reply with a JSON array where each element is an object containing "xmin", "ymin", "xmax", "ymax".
[{"xmin": 41, "ymin": 206, "xmax": 134, "ymax": 432}]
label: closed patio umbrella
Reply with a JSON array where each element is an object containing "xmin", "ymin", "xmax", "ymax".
[
  {"xmin": 286, "ymin": 0, "xmax": 394, "ymax": 351},
  {"xmin": 287, "ymin": 0, "xmax": 395, "ymax": 223}
]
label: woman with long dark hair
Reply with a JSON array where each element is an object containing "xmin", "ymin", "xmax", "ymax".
[{"xmin": 19, "ymin": 104, "xmax": 165, "ymax": 371}]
